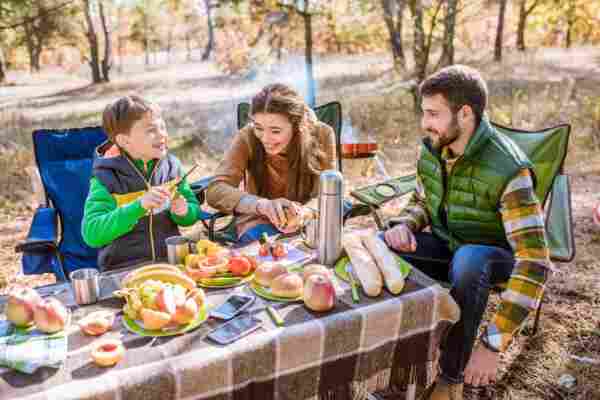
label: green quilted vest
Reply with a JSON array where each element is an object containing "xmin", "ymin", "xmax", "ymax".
[{"xmin": 418, "ymin": 117, "xmax": 534, "ymax": 251}]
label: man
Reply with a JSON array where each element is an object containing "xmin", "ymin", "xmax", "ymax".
[{"xmin": 384, "ymin": 65, "xmax": 550, "ymax": 400}]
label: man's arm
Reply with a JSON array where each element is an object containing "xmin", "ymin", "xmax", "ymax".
[
  {"xmin": 82, "ymin": 177, "xmax": 147, "ymax": 248},
  {"xmin": 482, "ymin": 169, "xmax": 551, "ymax": 352},
  {"xmin": 386, "ymin": 174, "xmax": 430, "ymax": 232}
]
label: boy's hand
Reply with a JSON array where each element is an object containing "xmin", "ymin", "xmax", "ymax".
[
  {"xmin": 170, "ymin": 196, "xmax": 188, "ymax": 217},
  {"xmin": 140, "ymin": 187, "xmax": 170, "ymax": 211}
]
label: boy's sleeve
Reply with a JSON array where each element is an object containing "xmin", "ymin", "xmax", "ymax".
[
  {"xmin": 82, "ymin": 177, "xmax": 147, "ymax": 248},
  {"xmin": 169, "ymin": 178, "xmax": 200, "ymax": 226}
]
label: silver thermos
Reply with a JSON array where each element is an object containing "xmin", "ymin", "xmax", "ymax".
[{"xmin": 317, "ymin": 170, "xmax": 344, "ymax": 265}]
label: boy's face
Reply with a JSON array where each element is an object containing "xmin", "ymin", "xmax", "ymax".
[{"xmin": 116, "ymin": 112, "xmax": 168, "ymax": 161}]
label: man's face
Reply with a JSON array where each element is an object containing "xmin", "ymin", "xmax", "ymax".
[
  {"xmin": 117, "ymin": 112, "xmax": 168, "ymax": 161},
  {"xmin": 421, "ymin": 94, "xmax": 461, "ymax": 149}
]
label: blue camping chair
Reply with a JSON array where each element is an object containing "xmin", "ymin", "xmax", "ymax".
[{"xmin": 15, "ymin": 127, "xmax": 108, "ymax": 281}]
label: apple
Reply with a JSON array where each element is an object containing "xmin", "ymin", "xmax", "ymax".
[
  {"xmin": 302, "ymin": 264, "xmax": 332, "ymax": 282},
  {"xmin": 79, "ymin": 311, "xmax": 115, "ymax": 336},
  {"xmin": 34, "ymin": 297, "xmax": 69, "ymax": 333},
  {"xmin": 303, "ymin": 275, "xmax": 336, "ymax": 312},
  {"xmin": 155, "ymin": 286, "xmax": 176, "ymax": 315},
  {"xmin": 6, "ymin": 286, "xmax": 42, "ymax": 327},
  {"xmin": 172, "ymin": 298, "xmax": 198, "ymax": 325},
  {"xmin": 593, "ymin": 203, "xmax": 600, "ymax": 226}
]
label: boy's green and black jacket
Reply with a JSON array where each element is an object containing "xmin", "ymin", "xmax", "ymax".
[{"xmin": 82, "ymin": 143, "xmax": 200, "ymax": 271}]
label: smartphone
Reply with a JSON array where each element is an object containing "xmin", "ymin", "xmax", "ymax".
[
  {"xmin": 210, "ymin": 294, "xmax": 255, "ymax": 320},
  {"xmin": 207, "ymin": 314, "xmax": 263, "ymax": 345}
]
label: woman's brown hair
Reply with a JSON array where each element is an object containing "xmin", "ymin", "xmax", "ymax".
[{"xmin": 248, "ymin": 84, "xmax": 327, "ymax": 202}]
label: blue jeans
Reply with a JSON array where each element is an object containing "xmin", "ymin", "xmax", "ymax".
[{"xmin": 386, "ymin": 232, "xmax": 514, "ymax": 384}]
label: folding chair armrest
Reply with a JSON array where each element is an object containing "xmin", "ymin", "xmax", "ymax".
[
  {"xmin": 350, "ymin": 173, "xmax": 417, "ymax": 208},
  {"xmin": 15, "ymin": 206, "xmax": 59, "ymax": 253},
  {"xmin": 190, "ymin": 175, "xmax": 215, "ymax": 204}
]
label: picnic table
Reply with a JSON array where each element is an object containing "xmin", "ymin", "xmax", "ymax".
[{"xmin": 1, "ymin": 241, "xmax": 459, "ymax": 400}]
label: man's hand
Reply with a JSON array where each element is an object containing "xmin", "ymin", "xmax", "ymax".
[
  {"xmin": 464, "ymin": 344, "xmax": 499, "ymax": 387},
  {"xmin": 140, "ymin": 187, "xmax": 170, "ymax": 211},
  {"xmin": 256, "ymin": 198, "xmax": 300, "ymax": 233},
  {"xmin": 384, "ymin": 223, "xmax": 417, "ymax": 252},
  {"xmin": 170, "ymin": 197, "xmax": 188, "ymax": 217}
]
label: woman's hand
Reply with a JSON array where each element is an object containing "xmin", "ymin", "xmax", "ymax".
[{"xmin": 256, "ymin": 198, "xmax": 301, "ymax": 233}]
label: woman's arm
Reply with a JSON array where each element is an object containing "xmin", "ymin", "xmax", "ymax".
[{"xmin": 206, "ymin": 129, "xmax": 261, "ymax": 214}]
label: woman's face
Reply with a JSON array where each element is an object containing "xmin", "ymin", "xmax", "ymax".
[{"xmin": 252, "ymin": 112, "xmax": 294, "ymax": 156}]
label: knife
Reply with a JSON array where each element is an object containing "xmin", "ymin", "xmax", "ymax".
[{"xmin": 345, "ymin": 264, "xmax": 360, "ymax": 303}]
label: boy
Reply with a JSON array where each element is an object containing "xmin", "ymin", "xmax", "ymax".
[{"xmin": 82, "ymin": 95, "xmax": 200, "ymax": 271}]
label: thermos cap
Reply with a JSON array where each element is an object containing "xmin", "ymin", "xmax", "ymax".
[{"xmin": 319, "ymin": 170, "xmax": 343, "ymax": 195}]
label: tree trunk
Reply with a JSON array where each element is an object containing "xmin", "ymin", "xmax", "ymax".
[
  {"xmin": 516, "ymin": 0, "xmax": 527, "ymax": 51},
  {"xmin": 0, "ymin": 49, "xmax": 6, "ymax": 83},
  {"xmin": 201, "ymin": 0, "xmax": 214, "ymax": 61},
  {"xmin": 303, "ymin": 5, "xmax": 316, "ymax": 108},
  {"xmin": 98, "ymin": 0, "xmax": 112, "ymax": 82},
  {"xmin": 185, "ymin": 32, "xmax": 192, "ymax": 61},
  {"xmin": 381, "ymin": 0, "xmax": 406, "ymax": 69},
  {"xmin": 494, "ymin": 0, "xmax": 508, "ymax": 61},
  {"xmin": 23, "ymin": 24, "xmax": 40, "ymax": 73},
  {"xmin": 83, "ymin": 0, "xmax": 102, "ymax": 84},
  {"xmin": 117, "ymin": 6, "xmax": 124, "ymax": 73},
  {"xmin": 412, "ymin": 0, "xmax": 427, "ymax": 83},
  {"xmin": 438, "ymin": 0, "xmax": 458, "ymax": 68},
  {"xmin": 566, "ymin": 0, "xmax": 575, "ymax": 48},
  {"xmin": 143, "ymin": 10, "xmax": 149, "ymax": 66}
]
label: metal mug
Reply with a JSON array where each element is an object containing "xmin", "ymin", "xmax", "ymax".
[
  {"xmin": 166, "ymin": 236, "xmax": 191, "ymax": 265},
  {"xmin": 301, "ymin": 217, "xmax": 318, "ymax": 249},
  {"xmin": 70, "ymin": 268, "xmax": 101, "ymax": 305}
]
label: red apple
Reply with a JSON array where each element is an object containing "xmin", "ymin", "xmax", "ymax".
[
  {"xmin": 6, "ymin": 286, "xmax": 42, "ymax": 327},
  {"xmin": 155, "ymin": 286, "xmax": 176, "ymax": 315},
  {"xmin": 34, "ymin": 297, "xmax": 69, "ymax": 333},
  {"xmin": 303, "ymin": 275, "xmax": 336, "ymax": 312},
  {"xmin": 172, "ymin": 298, "xmax": 198, "ymax": 325}
]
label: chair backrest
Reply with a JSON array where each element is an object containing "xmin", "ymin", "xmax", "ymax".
[
  {"xmin": 350, "ymin": 122, "xmax": 574, "ymax": 262},
  {"xmin": 33, "ymin": 127, "xmax": 107, "ymax": 274},
  {"xmin": 237, "ymin": 101, "xmax": 343, "ymax": 172}
]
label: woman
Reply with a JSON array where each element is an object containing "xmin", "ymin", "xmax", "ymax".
[{"xmin": 206, "ymin": 83, "xmax": 336, "ymax": 244}]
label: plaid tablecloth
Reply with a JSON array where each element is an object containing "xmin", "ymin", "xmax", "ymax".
[{"xmin": 0, "ymin": 265, "xmax": 459, "ymax": 400}]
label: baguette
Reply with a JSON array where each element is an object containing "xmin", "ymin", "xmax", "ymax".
[
  {"xmin": 342, "ymin": 233, "xmax": 383, "ymax": 297},
  {"xmin": 361, "ymin": 234, "xmax": 405, "ymax": 295}
]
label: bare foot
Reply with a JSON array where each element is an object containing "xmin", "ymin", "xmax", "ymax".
[{"xmin": 464, "ymin": 345, "xmax": 499, "ymax": 387}]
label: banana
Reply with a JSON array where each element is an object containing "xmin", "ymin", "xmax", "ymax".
[
  {"xmin": 123, "ymin": 270, "xmax": 196, "ymax": 291},
  {"xmin": 121, "ymin": 264, "xmax": 183, "ymax": 287}
]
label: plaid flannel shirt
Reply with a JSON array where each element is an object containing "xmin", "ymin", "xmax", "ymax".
[{"xmin": 394, "ymin": 148, "xmax": 550, "ymax": 352}]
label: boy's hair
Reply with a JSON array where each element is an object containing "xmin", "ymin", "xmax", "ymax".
[
  {"xmin": 102, "ymin": 95, "xmax": 160, "ymax": 143},
  {"xmin": 419, "ymin": 65, "xmax": 488, "ymax": 123}
]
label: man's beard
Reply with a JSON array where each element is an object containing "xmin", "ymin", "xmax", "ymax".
[{"xmin": 430, "ymin": 114, "xmax": 461, "ymax": 150}]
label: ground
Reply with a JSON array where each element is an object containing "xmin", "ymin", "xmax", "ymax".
[{"xmin": 0, "ymin": 48, "xmax": 599, "ymax": 399}]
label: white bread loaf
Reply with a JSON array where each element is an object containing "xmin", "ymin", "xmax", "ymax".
[
  {"xmin": 342, "ymin": 233, "xmax": 383, "ymax": 297},
  {"xmin": 361, "ymin": 234, "xmax": 405, "ymax": 295}
]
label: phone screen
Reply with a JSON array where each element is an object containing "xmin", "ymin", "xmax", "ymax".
[
  {"xmin": 212, "ymin": 295, "xmax": 254, "ymax": 319},
  {"xmin": 208, "ymin": 314, "xmax": 262, "ymax": 344}
]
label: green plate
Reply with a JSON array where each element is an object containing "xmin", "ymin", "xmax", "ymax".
[
  {"xmin": 249, "ymin": 280, "xmax": 303, "ymax": 303},
  {"xmin": 196, "ymin": 273, "xmax": 254, "ymax": 289},
  {"xmin": 334, "ymin": 255, "xmax": 412, "ymax": 284},
  {"xmin": 122, "ymin": 307, "xmax": 208, "ymax": 337}
]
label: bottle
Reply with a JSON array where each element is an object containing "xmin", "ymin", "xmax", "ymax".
[{"xmin": 317, "ymin": 170, "xmax": 344, "ymax": 266}]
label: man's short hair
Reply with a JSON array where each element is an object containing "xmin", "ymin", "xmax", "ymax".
[
  {"xmin": 102, "ymin": 95, "xmax": 160, "ymax": 143},
  {"xmin": 419, "ymin": 65, "xmax": 488, "ymax": 123}
]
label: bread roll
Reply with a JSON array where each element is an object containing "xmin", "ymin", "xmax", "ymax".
[
  {"xmin": 342, "ymin": 233, "xmax": 383, "ymax": 297},
  {"xmin": 361, "ymin": 234, "xmax": 405, "ymax": 295},
  {"xmin": 302, "ymin": 264, "xmax": 332, "ymax": 282},
  {"xmin": 255, "ymin": 263, "xmax": 287, "ymax": 287},
  {"xmin": 271, "ymin": 273, "xmax": 303, "ymax": 298}
]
